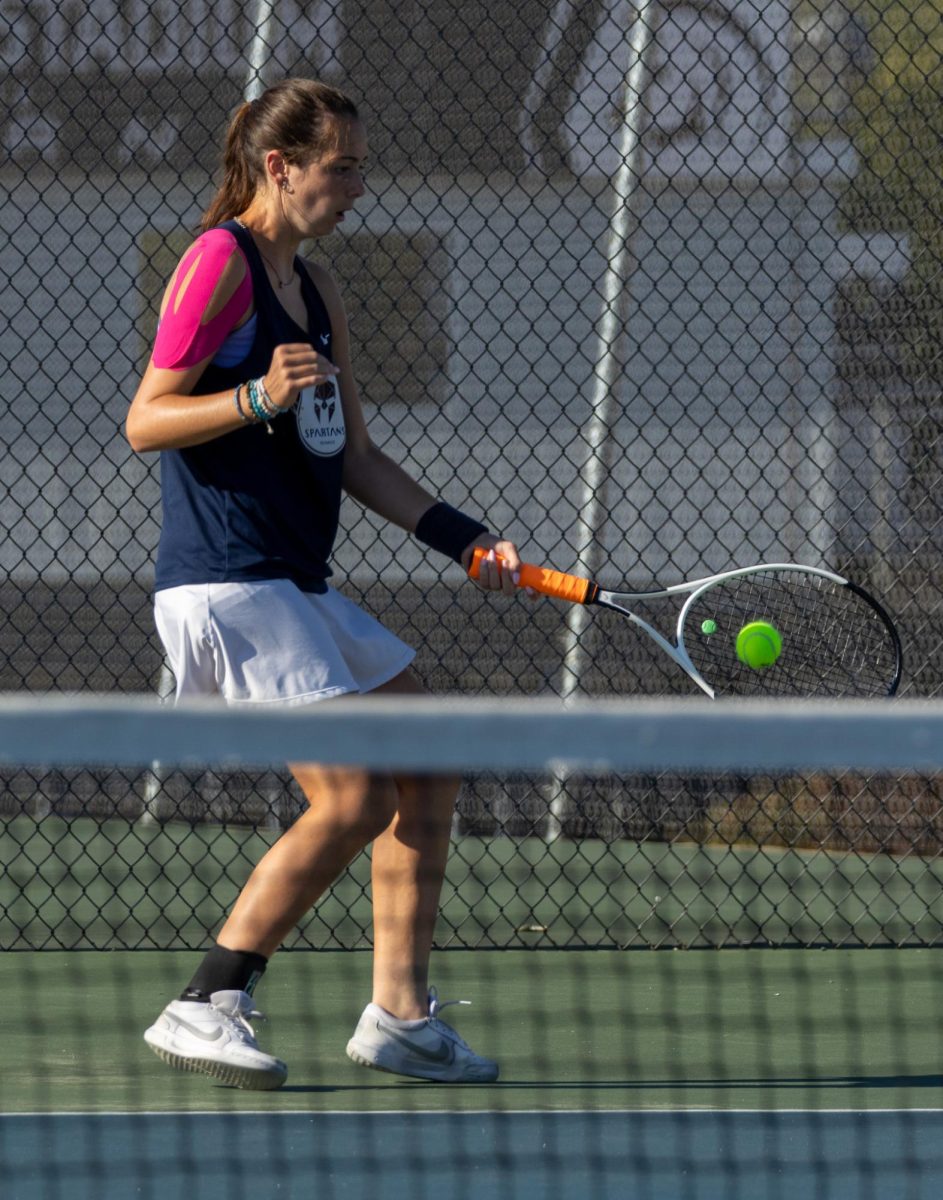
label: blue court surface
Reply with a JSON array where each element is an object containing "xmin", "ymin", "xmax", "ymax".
[
  {"xmin": 3, "ymin": 949, "xmax": 941, "ymax": 1198},
  {"xmin": 3, "ymin": 1109, "xmax": 943, "ymax": 1199}
]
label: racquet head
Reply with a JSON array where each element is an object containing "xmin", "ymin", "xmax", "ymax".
[{"xmin": 679, "ymin": 566, "xmax": 902, "ymax": 698}]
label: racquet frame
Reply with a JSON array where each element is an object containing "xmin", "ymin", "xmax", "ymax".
[{"xmin": 469, "ymin": 549, "xmax": 902, "ymax": 699}]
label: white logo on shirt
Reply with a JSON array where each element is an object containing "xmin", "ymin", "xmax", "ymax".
[{"xmin": 297, "ymin": 380, "xmax": 346, "ymax": 457}]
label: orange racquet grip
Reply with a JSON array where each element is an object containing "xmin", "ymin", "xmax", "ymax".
[{"xmin": 469, "ymin": 547, "xmax": 594, "ymax": 605}]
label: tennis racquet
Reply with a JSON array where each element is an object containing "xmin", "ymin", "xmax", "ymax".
[{"xmin": 469, "ymin": 548, "xmax": 902, "ymax": 699}]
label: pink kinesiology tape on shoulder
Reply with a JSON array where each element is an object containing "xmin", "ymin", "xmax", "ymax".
[{"xmin": 152, "ymin": 229, "xmax": 253, "ymax": 370}]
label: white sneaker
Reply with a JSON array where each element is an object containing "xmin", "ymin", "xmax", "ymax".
[
  {"xmin": 144, "ymin": 989, "xmax": 287, "ymax": 1091},
  {"xmin": 346, "ymin": 986, "xmax": 498, "ymax": 1082}
]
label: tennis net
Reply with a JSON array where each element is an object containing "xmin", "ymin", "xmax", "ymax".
[{"xmin": 1, "ymin": 694, "xmax": 942, "ymax": 1199}]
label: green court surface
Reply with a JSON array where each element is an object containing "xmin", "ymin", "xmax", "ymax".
[
  {"xmin": 3, "ymin": 949, "xmax": 941, "ymax": 1199},
  {"xmin": 2, "ymin": 948, "xmax": 940, "ymax": 1114},
  {"xmin": 5, "ymin": 817, "xmax": 943, "ymax": 950}
]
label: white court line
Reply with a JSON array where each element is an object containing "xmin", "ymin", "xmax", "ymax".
[{"xmin": 4, "ymin": 1106, "xmax": 942, "ymax": 1117}]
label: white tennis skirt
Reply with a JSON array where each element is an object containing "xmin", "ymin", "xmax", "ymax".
[{"xmin": 154, "ymin": 580, "xmax": 416, "ymax": 706}]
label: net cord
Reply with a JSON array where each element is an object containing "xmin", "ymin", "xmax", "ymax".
[{"xmin": 0, "ymin": 694, "xmax": 938, "ymax": 772}]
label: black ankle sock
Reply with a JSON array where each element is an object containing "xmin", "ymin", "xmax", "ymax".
[{"xmin": 180, "ymin": 945, "xmax": 268, "ymax": 1003}]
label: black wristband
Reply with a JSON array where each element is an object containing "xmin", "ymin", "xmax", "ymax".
[{"xmin": 414, "ymin": 501, "xmax": 488, "ymax": 564}]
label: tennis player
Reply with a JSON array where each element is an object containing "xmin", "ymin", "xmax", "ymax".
[{"xmin": 127, "ymin": 78, "xmax": 519, "ymax": 1090}]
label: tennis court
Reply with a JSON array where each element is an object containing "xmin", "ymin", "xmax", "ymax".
[
  {"xmin": 7, "ymin": 3, "xmax": 943, "ymax": 1197},
  {"xmin": 3, "ymin": 946, "xmax": 941, "ymax": 1198},
  {"xmin": 1, "ymin": 700, "xmax": 942, "ymax": 1198},
  {"xmin": 6, "ymin": 816, "xmax": 943, "ymax": 951}
]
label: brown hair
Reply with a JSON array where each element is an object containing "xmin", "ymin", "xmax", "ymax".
[{"xmin": 201, "ymin": 79, "xmax": 360, "ymax": 231}]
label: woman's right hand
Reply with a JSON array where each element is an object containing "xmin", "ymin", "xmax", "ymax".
[{"xmin": 263, "ymin": 343, "xmax": 339, "ymax": 410}]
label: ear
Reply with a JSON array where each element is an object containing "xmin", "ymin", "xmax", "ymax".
[{"xmin": 263, "ymin": 149, "xmax": 289, "ymax": 189}]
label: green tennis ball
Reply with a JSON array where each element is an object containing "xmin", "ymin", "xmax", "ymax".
[
  {"xmin": 736, "ymin": 621, "xmax": 782, "ymax": 669},
  {"xmin": 701, "ymin": 619, "xmax": 717, "ymax": 635}
]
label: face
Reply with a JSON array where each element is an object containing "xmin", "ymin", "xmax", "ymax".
[{"xmin": 283, "ymin": 117, "xmax": 368, "ymax": 238}]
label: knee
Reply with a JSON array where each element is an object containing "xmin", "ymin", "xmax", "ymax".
[
  {"xmin": 396, "ymin": 773, "xmax": 460, "ymax": 829},
  {"xmin": 429, "ymin": 773, "xmax": 461, "ymax": 812},
  {"xmin": 361, "ymin": 788, "xmax": 400, "ymax": 841},
  {"xmin": 293, "ymin": 765, "xmax": 398, "ymax": 842},
  {"xmin": 340, "ymin": 774, "xmax": 401, "ymax": 842}
]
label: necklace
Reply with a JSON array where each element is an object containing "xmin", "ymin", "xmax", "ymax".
[{"xmin": 235, "ymin": 220, "xmax": 295, "ymax": 289}]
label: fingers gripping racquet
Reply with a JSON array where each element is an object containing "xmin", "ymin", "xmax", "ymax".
[{"xmin": 469, "ymin": 548, "xmax": 902, "ymax": 699}]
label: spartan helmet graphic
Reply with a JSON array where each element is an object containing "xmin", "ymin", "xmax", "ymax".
[
  {"xmin": 297, "ymin": 378, "xmax": 346, "ymax": 457},
  {"xmin": 313, "ymin": 381, "xmax": 336, "ymax": 423}
]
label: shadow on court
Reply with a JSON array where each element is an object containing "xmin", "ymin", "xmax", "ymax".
[
  {"xmin": 2, "ymin": 948, "xmax": 941, "ymax": 1114},
  {"xmin": 2, "ymin": 949, "xmax": 942, "ymax": 1196}
]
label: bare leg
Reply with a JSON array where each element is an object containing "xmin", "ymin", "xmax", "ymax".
[
  {"xmin": 216, "ymin": 670, "xmax": 457, "ymax": 1020},
  {"xmin": 215, "ymin": 764, "xmax": 397, "ymax": 959},
  {"xmin": 368, "ymin": 673, "xmax": 458, "ymax": 1017},
  {"xmin": 367, "ymin": 775, "xmax": 456, "ymax": 1018}
]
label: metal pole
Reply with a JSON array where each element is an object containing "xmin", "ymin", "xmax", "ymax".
[
  {"xmin": 519, "ymin": 0, "xmax": 579, "ymax": 172},
  {"xmin": 546, "ymin": 0, "xmax": 655, "ymax": 840},
  {"xmin": 139, "ymin": 0, "xmax": 279, "ymax": 825},
  {"xmin": 138, "ymin": 661, "xmax": 176, "ymax": 825},
  {"xmin": 246, "ymin": 0, "xmax": 276, "ymax": 100}
]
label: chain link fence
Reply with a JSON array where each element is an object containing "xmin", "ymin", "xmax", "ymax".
[{"xmin": 3, "ymin": 0, "xmax": 943, "ymax": 950}]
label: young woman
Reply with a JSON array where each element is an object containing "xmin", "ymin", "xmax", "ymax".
[{"xmin": 127, "ymin": 78, "xmax": 520, "ymax": 1090}]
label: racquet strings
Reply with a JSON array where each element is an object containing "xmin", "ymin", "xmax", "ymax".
[{"xmin": 683, "ymin": 569, "xmax": 900, "ymax": 698}]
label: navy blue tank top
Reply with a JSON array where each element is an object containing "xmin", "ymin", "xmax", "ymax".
[{"xmin": 154, "ymin": 220, "xmax": 345, "ymax": 593}]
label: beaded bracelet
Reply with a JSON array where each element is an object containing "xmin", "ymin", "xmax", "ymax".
[
  {"xmin": 246, "ymin": 378, "xmax": 276, "ymax": 434},
  {"xmin": 232, "ymin": 383, "xmax": 252, "ymax": 424},
  {"xmin": 255, "ymin": 376, "xmax": 281, "ymax": 417},
  {"xmin": 246, "ymin": 378, "xmax": 263, "ymax": 419}
]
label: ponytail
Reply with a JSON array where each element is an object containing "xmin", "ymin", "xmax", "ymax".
[
  {"xmin": 201, "ymin": 102, "xmax": 257, "ymax": 231},
  {"xmin": 200, "ymin": 80, "xmax": 360, "ymax": 232}
]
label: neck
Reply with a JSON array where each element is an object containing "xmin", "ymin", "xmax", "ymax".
[{"xmin": 235, "ymin": 209, "xmax": 299, "ymax": 279}]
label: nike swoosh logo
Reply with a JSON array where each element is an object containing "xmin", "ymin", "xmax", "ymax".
[
  {"xmin": 376, "ymin": 1022, "xmax": 455, "ymax": 1064},
  {"xmin": 175, "ymin": 1017, "xmax": 227, "ymax": 1043}
]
